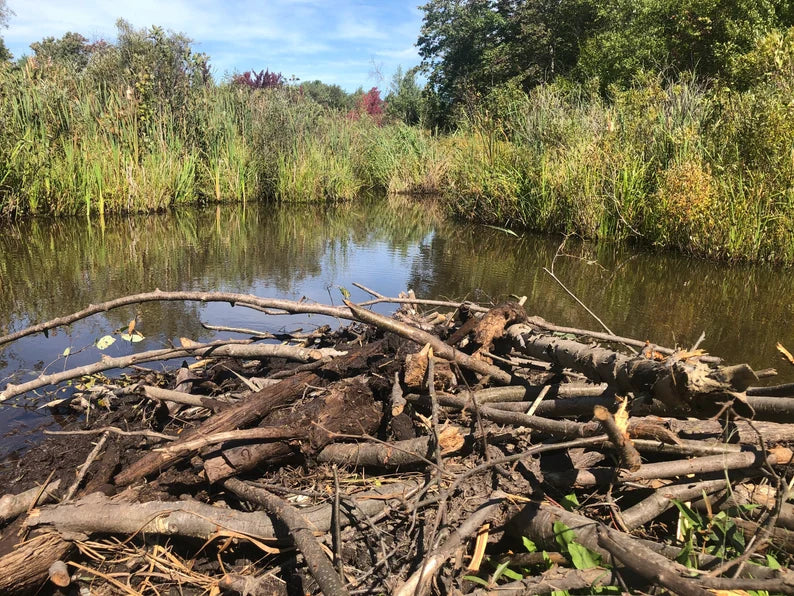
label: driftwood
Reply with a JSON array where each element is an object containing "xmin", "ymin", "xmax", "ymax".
[{"xmin": 0, "ymin": 479, "xmax": 61, "ymax": 525}]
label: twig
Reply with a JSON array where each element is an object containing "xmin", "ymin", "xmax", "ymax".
[
  {"xmin": 343, "ymin": 300, "xmax": 512, "ymax": 384},
  {"xmin": 0, "ymin": 290, "xmax": 363, "ymax": 349},
  {"xmin": 593, "ymin": 405, "xmax": 641, "ymax": 471},
  {"xmin": 44, "ymin": 427, "xmax": 176, "ymax": 442},
  {"xmin": 154, "ymin": 427, "xmax": 305, "ymax": 457},
  {"xmin": 395, "ymin": 491, "xmax": 506, "ymax": 596},
  {"xmin": 332, "ymin": 465, "xmax": 344, "ymax": 580},
  {"xmin": 64, "ymin": 431, "xmax": 109, "ymax": 501},
  {"xmin": 426, "ymin": 353, "xmax": 445, "ymax": 516}
]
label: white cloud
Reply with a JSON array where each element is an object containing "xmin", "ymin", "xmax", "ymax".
[{"xmin": 3, "ymin": 0, "xmax": 423, "ymax": 91}]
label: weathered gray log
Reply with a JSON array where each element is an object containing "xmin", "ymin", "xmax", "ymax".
[
  {"xmin": 27, "ymin": 480, "xmax": 422, "ymax": 539},
  {"xmin": 508, "ymin": 323, "xmax": 757, "ymax": 413},
  {"xmin": 0, "ymin": 479, "xmax": 61, "ymax": 525}
]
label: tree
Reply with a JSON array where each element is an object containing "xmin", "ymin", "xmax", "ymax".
[
  {"xmin": 0, "ymin": 37, "xmax": 10, "ymax": 62},
  {"xmin": 575, "ymin": 0, "xmax": 794, "ymax": 88},
  {"xmin": 232, "ymin": 69, "xmax": 284, "ymax": 89},
  {"xmin": 300, "ymin": 80, "xmax": 355, "ymax": 111},
  {"xmin": 385, "ymin": 66, "xmax": 424, "ymax": 125},
  {"xmin": 0, "ymin": 0, "xmax": 12, "ymax": 62},
  {"xmin": 349, "ymin": 87, "xmax": 384, "ymax": 124},
  {"xmin": 30, "ymin": 32, "xmax": 94, "ymax": 69},
  {"xmin": 417, "ymin": 0, "xmax": 597, "ymax": 108}
]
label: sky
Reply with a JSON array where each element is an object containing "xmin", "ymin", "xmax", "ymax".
[{"xmin": 2, "ymin": 0, "xmax": 425, "ymax": 91}]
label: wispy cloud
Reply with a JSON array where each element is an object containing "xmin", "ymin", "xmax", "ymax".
[{"xmin": 3, "ymin": 0, "xmax": 423, "ymax": 91}]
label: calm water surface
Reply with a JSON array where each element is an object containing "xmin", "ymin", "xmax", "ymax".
[{"xmin": 1, "ymin": 197, "xmax": 792, "ymax": 461}]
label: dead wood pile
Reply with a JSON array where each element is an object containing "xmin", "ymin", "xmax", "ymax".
[{"xmin": 0, "ymin": 287, "xmax": 793, "ymax": 595}]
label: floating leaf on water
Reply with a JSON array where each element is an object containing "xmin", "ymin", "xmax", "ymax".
[
  {"xmin": 120, "ymin": 333, "xmax": 144, "ymax": 343},
  {"xmin": 339, "ymin": 286, "xmax": 351, "ymax": 300},
  {"xmin": 62, "ymin": 347, "xmax": 71, "ymax": 357},
  {"xmin": 96, "ymin": 335, "xmax": 116, "ymax": 350}
]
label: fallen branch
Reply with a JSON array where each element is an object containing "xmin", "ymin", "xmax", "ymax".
[
  {"xmin": 223, "ymin": 478, "xmax": 349, "ymax": 596},
  {"xmin": 0, "ymin": 479, "xmax": 61, "ymax": 525}
]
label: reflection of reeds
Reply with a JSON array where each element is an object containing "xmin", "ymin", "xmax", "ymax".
[{"xmin": 0, "ymin": 201, "xmax": 437, "ymax": 330}]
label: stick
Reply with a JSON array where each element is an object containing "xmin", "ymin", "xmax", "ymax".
[
  {"xmin": 593, "ymin": 405, "xmax": 641, "ymax": 471},
  {"xmin": 0, "ymin": 479, "xmax": 62, "ymax": 525},
  {"xmin": 223, "ymin": 478, "xmax": 349, "ymax": 596},
  {"xmin": 596, "ymin": 526, "xmax": 711, "ymax": 596},
  {"xmin": 0, "ymin": 290, "xmax": 354, "ymax": 348},
  {"xmin": 1, "ymin": 339, "xmax": 336, "ymax": 401},
  {"xmin": 394, "ymin": 492, "xmax": 506, "ymax": 596},
  {"xmin": 344, "ymin": 300, "xmax": 513, "ymax": 384},
  {"xmin": 63, "ymin": 431, "xmax": 109, "ymax": 501}
]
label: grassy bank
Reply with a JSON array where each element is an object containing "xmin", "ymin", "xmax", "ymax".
[
  {"xmin": 443, "ymin": 71, "xmax": 794, "ymax": 263},
  {"xmin": 0, "ymin": 48, "xmax": 792, "ymax": 263}
]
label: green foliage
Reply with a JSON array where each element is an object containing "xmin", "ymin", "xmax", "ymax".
[
  {"xmin": 30, "ymin": 32, "xmax": 95, "ymax": 70},
  {"xmin": 0, "ymin": 37, "xmax": 10, "ymax": 62},
  {"xmin": 385, "ymin": 66, "xmax": 424, "ymax": 125},
  {"xmin": 299, "ymin": 80, "xmax": 355, "ymax": 111},
  {"xmin": 418, "ymin": 0, "xmax": 595, "ymax": 112},
  {"xmin": 672, "ymin": 497, "xmax": 786, "ymax": 580},
  {"xmin": 576, "ymin": 0, "xmax": 793, "ymax": 89}
]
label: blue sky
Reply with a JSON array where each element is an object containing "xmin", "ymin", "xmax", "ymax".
[{"xmin": 2, "ymin": 1, "xmax": 424, "ymax": 91}]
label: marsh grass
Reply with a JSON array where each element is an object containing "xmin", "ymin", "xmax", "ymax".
[
  {"xmin": 440, "ymin": 73, "xmax": 794, "ymax": 262},
  {"xmin": 1, "ymin": 58, "xmax": 792, "ymax": 262}
]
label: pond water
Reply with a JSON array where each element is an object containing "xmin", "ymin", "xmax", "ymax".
[{"xmin": 1, "ymin": 197, "xmax": 792, "ymax": 461}]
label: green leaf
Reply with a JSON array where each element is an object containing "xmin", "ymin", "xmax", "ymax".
[
  {"xmin": 766, "ymin": 554, "xmax": 781, "ymax": 570},
  {"xmin": 500, "ymin": 566, "xmax": 523, "ymax": 581},
  {"xmin": 491, "ymin": 561, "xmax": 511, "ymax": 583},
  {"xmin": 62, "ymin": 347, "xmax": 71, "ymax": 357},
  {"xmin": 463, "ymin": 575, "xmax": 490, "ymax": 587},
  {"xmin": 568, "ymin": 542, "xmax": 602, "ymax": 570},
  {"xmin": 339, "ymin": 286, "xmax": 351, "ymax": 300},
  {"xmin": 671, "ymin": 499, "xmax": 703, "ymax": 527},
  {"xmin": 96, "ymin": 335, "xmax": 116, "ymax": 350},
  {"xmin": 553, "ymin": 521, "xmax": 576, "ymax": 553},
  {"xmin": 676, "ymin": 541, "xmax": 696, "ymax": 568},
  {"xmin": 522, "ymin": 536, "xmax": 538, "ymax": 553},
  {"xmin": 560, "ymin": 493, "xmax": 580, "ymax": 511}
]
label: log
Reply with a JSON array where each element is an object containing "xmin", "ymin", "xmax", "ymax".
[
  {"xmin": 115, "ymin": 339, "xmax": 387, "ymax": 486},
  {"xmin": 508, "ymin": 323, "xmax": 758, "ymax": 414},
  {"xmin": 203, "ymin": 377, "xmax": 381, "ymax": 482},
  {"xmin": 0, "ymin": 533, "xmax": 72, "ymax": 594},
  {"xmin": 0, "ymin": 479, "xmax": 61, "ymax": 526},
  {"xmin": 114, "ymin": 369, "xmax": 319, "ymax": 486},
  {"xmin": 27, "ymin": 480, "xmax": 423, "ymax": 539}
]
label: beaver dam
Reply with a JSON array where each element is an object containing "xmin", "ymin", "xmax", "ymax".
[{"xmin": 0, "ymin": 286, "xmax": 793, "ymax": 595}]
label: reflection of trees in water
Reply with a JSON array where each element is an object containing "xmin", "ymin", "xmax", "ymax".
[
  {"xmin": 408, "ymin": 228, "xmax": 794, "ymax": 375},
  {"xmin": 2, "ymin": 197, "xmax": 789, "ymax": 377},
  {"xmin": 0, "ymin": 198, "xmax": 438, "ymax": 336}
]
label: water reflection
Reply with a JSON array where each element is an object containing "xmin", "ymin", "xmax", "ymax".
[{"xmin": 1, "ymin": 198, "xmax": 791, "ymax": 459}]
